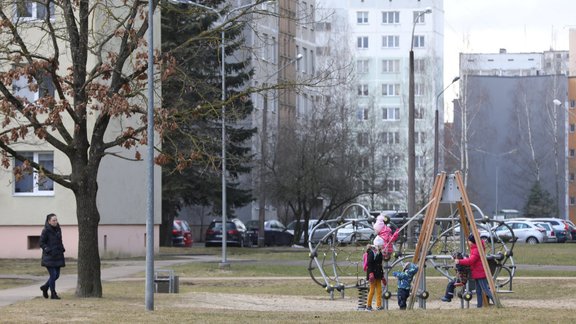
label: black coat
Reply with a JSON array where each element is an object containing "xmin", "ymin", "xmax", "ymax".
[
  {"xmin": 365, "ymin": 248, "xmax": 384, "ymax": 280},
  {"xmin": 40, "ymin": 223, "xmax": 66, "ymax": 268}
]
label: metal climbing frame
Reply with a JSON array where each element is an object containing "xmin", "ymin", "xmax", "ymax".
[{"xmin": 407, "ymin": 172, "xmax": 503, "ymax": 309}]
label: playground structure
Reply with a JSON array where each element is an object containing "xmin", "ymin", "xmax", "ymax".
[{"xmin": 306, "ymin": 172, "xmax": 514, "ymax": 309}]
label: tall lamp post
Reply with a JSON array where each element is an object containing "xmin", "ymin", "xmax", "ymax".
[
  {"xmin": 145, "ymin": 0, "xmax": 158, "ymax": 312},
  {"xmin": 183, "ymin": 0, "xmax": 270, "ymax": 267},
  {"xmin": 434, "ymin": 76, "xmax": 460, "ymax": 177},
  {"xmin": 407, "ymin": 8, "xmax": 431, "ymax": 246},
  {"xmin": 258, "ymin": 54, "xmax": 302, "ymax": 247}
]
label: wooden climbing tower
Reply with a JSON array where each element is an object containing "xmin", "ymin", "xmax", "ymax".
[{"xmin": 407, "ymin": 171, "xmax": 502, "ymax": 309}]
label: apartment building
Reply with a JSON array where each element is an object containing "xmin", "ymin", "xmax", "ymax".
[
  {"xmin": 452, "ymin": 49, "xmax": 569, "ymax": 220},
  {"xmin": 316, "ymin": 0, "xmax": 445, "ymax": 211},
  {"xmin": 0, "ymin": 2, "xmax": 162, "ymax": 258}
]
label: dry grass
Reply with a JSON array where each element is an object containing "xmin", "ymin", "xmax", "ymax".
[
  {"xmin": 2, "ymin": 278, "xmax": 576, "ymax": 323},
  {"xmin": 2, "ymin": 244, "xmax": 576, "ymax": 323}
]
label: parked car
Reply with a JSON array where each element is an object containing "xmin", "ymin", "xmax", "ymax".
[
  {"xmin": 493, "ymin": 220, "xmax": 547, "ymax": 244},
  {"xmin": 522, "ymin": 218, "xmax": 569, "ymax": 243},
  {"xmin": 245, "ymin": 220, "xmax": 294, "ymax": 246},
  {"xmin": 287, "ymin": 219, "xmax": 334, "ymax": 244},
  {"xmin": 336, "ymin": 219, "xmax": 375, "ymax": 244},
  {"xmin": 172, "ymin": 219, "xmax": 193, "ymax": 247},
  {"xmin": 565, "ymin": 220, "xmax": 576, "ymax": 240},
  {"xmin": 533, "ymin": 222, "xmax": 557, "ymax": 243},
  {"xmin": 205, "ymin": 219, "xmax": 250, "ymax": 247}
]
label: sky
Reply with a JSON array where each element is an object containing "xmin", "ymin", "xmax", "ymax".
[{"xmin": 442, "ymin": 0, "xmax": 576, "ymax": 120}]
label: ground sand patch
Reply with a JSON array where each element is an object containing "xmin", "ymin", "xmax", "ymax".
[{"xmin": 174, "ymin": 291, "xmax": 576, "ymax": 312}]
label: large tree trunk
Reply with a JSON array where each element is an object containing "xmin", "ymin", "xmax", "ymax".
[{"xmin": 74, "ymin": 174, "xmax": 102, "ymax": 297}]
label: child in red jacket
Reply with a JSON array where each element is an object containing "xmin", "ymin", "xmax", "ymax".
[{"xmin": 455, "ymin": 233, "xmax": 494, "ymax": 307}]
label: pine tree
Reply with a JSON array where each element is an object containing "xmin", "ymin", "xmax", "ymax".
[
  {"xmin": 524, "ymin": 180, "xmax": 557, "ymax": 218},
  {"xmin": 160, "ymin": 1, "xmax": 254, "ymax": 244}
]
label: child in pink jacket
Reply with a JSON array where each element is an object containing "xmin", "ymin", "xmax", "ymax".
[{"xmin": 373, "ymin": 214, "xmax": 400, "ymax": 257}]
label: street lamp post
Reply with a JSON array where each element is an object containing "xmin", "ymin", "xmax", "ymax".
[
  {"xmin": 407, "ymin": 8, "xmax": 431, "ymax": 247},
  {"xmin": 182, "ymin": 0, "xmax": 268, "ymax": 267},
  {"xmin": 258, "ymin": 54, "xmax": 302, "ymax": 247},
  {"xmin": 434, "ymin": 76, "xmax": 460, "ymax": 177},
  {"xmin": 145, "ymin": 0, "xmax": 157, "ymax": 312}
]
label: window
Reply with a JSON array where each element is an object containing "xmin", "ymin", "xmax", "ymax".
[
  {"xmin": 357, "ymin": 59, "xmax": 369, "ymax": 74},
  {"xmin": 359, "ymin": 155, "xmax": 370, "ymax": 169},
  {"xmin": 380, "ymin": 132, "xmax": 399, "ymax": 144},
  {"xmin": 382, "ymin": 11, "xmax": 399, "ymax": 24},
  {"xmin": 14, "ymin": 152, "xmax": 54, "ymax": 195},
  {"xmin": 414, "ymin": 59, "xmax": 426, "ymax": 73},
  {"xmin": 416, "ymin": 156, "xmax": 425, "ymax": 168},
  {"xmin": 571, "ymin": 100, "xmax": 576, "ymax": 108},
  {"xmin": 570, "ymin": 173, "xmax": 575, "ymax": 182},
  {"xmin": 382, "ymin": 83, "xmax": 400, "ymax": 96},
  {"xmin": 383, "ymin": 107, "xmax": 400, "ymax": 121},
  {"xmin": 302, "ymin": 47, "xmax": 308, "ymax": 73},
  {"xmin": 415, "ymin": 132, "xmax": 426, "ymax": 144},
  {"xmin": 571, "ymin": 124, "xmax": 575, "ymax": 133},
  {"xmin": 357, "ymin": 36, "xmax": 369, "ymax": 49},
  {"xmin": 382, "ymin": 59, "xmax": 400, "ymax": 73},
  {"xmin": 415, "ymin": 83, "xmax": 425, "ymax": 96},
  {"xmin": 413, "ymin": 11, "xmax": 428, "ymax": 24},
  {"xmin": 357, "ymin": 107, "xmax": 368, "ymax": 121},
  {"xmin": 357, "ymin": 84, "xmax": 369, "ymax": 96},
  {"xmin": 386, "ymin": 180, "xmax": 401, "ymax": 192},
  {"xmin": 415, "ymin": 106, "xmax": 424, "ymax": 119},
  {"xmin": 382, "ymin": 35, "xmax": 400, "ymax": 48},
  {"xmin": 357, "ymin": 11, "xmax": 368, "ymax": 24},
  {"xmin": 16, "ymin": 1, "xmax": 55, "ymax": 20},
  {"xmin": 571, "ymin": 149, "xmax": 575, "ymax": 157},
  {"xmin": 12, "ymin": 74, "xmax": 55, "ymax": 103},
  {"xmin": 413, "ymin": 35, "xmax": 425, "ymax": 48},
  {"xmin": 357, "ymin": 132, "xmax": 369, "ymax": 146},
  {"xmin": 571, "ymin": 196, "xmax": 575, "ymax": 205},
  {"xmin": 383, "ymin": 155, "xmax": 400, "ymax": 168}
]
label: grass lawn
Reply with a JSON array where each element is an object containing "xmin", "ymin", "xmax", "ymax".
[{"xmin": 1, "ymin": 243, "xmax": 576, "ymax": 323}]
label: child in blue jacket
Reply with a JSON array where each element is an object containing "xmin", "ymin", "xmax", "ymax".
[{"xmin": 392, "ymin": 262, "xmax": 418, "ymax": 310}]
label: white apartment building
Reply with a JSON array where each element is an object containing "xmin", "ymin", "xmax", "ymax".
[
  {"xmin": 460, "ymin": 48, "xmax": 569, "ymax": 77},
  {"xmin": 316, "ymin": 0, "xmax": 445, "ymax": 211}
]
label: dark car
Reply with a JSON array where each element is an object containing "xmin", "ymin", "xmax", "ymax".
[
  {"xmin": 245, "ymin": 220, "xmax": 294, "ymax": 246},
  {"xmin": 205, "ymin": 219, "xmax": 250, "ymax": 247},
  {"xmin": 172, "ymin": 220, "xmax": 193, "ymax": 247}
]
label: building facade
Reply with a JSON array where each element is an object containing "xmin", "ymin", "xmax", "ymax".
[
  {"xmin": 451, "ymin": 49, "xmax": 569, "ymax": 220},
  {"xmin": 317, "ymin": 0, "xmax": 445, "ymax": 211},
  {"xmin": 0, "ymin": 2, "xmax": 162, "ymax": 258}
]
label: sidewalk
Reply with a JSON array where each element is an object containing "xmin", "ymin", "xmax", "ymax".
[{"xmin": 0, "ymin": 259, "xmax": 191, "ymax": 307}]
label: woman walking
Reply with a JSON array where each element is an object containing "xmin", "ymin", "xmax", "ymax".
[{"xmin": 40, "ymin": 213, "xmax": 65, "ymax": 300}]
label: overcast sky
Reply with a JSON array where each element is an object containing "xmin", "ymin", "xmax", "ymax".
[{"xmin": 442, "ymin": 0, "xmax": 575, "ymax": 119}]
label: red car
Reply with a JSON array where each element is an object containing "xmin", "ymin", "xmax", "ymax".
[{"xmin": 173, "ymin": 220, "xmax": 193, "ymax": 247}]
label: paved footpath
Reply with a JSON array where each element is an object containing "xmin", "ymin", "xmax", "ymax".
[{"xmin": 0, "ymin": 259, "xmax": 193, "ymax": 307}]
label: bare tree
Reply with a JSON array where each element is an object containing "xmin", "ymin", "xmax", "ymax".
[{"xmin": 0, "ymin": 1, "xmax": 170, "ymax": 297}]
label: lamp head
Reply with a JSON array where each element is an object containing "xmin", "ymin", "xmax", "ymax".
[
  {"xmin": 295, "ymin": 53, "xmax": 303, "ymax": 60},
  {"xmin": 553, "ymin": 99, "xmax": 562, "ymax": 106},
  {"xmin": 452, "ymin": 76, "xmax": 461, "ymax": 82},
  {"xmin": 425, "ymin": 7, "xmax": 432, "ymax": 14}
]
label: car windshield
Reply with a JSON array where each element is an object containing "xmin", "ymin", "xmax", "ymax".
[{"xmin": 212, "ymin": 222, "xmax": 234, "ymax": 231}]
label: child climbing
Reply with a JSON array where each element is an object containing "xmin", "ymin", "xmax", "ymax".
[
  {"xmin": 392, "ymin": 262, "xmax": 418, "ymax": 310},
  {"xmin": 455, "ymin": 233, "xmax": 495, "ymax": 308},
  {"xmin": 373, "ymin": 213, "xmax": 401, "ymax": 258},
  {"xmin": 441, "ymin": 252, "xmax": 470, "ymax": 302},
  {"xmin": 364, "ymin": 237, "xmax": 386, "ymax": 311}
]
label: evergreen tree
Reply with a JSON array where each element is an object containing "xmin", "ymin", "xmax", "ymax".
[
  {"xmin": 160, "ymin": 0, "xmax": 254, "ymax": 245},
  {"xmin": 524, "ymin": 180, "xmax": 557, "ymax": 217}
]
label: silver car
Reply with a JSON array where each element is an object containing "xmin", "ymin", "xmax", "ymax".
[
  {"xmin": 336, "ymin": 220, "xmax": 375, "ymax": 244},
  {"xmin": 493, "ymin": 220, "xmax": 547, "ymax": 244}
]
